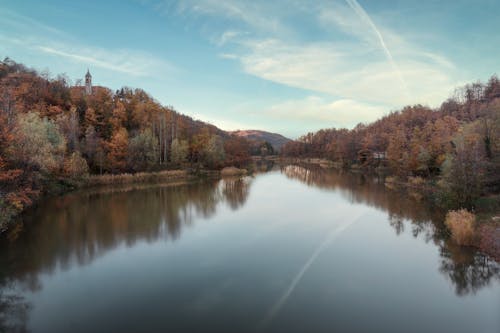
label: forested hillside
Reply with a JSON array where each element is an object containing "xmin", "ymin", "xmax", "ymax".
[
  {"xmin": 282, "ymin": 76, "xmax": 500, "ymax": 209},
  {"xmin": 0, "ymin": 58, "xmax": 251, "ymax": 228},
  {"xmin": 231, "ymin": 130, "xmax": 291, "ymax": 153}
]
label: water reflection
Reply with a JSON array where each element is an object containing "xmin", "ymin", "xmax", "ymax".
[
  {"xmin": 281, "ymin": 164, "xmax": 500, "ymax": 296},
  {"xmin": 2, "ymin": 178, "xmax": 253, "ymax": 272},
  {"xmin": 222, "ymin": 177, "xmax": 251, "ymax": 210},
  {"xmin": 0, "ymin": 177, "xmax": 252, "ymax": 331},
  {"xmin": 0, "ymin": 166, "xmax": 498, "ymax": 332},
  {"xmin": 439, "ymin": 241, "xmax": 499, "ymax": 296},
  {"xmin": 0, "ymin": 288, "xmax": 30, "ymax": 333}
]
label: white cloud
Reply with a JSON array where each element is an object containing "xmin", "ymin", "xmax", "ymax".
[
  {"xmin": 236, "ymin": 38, "xmax": 455, "ymax": 107},
  {"xmin": 216, "ymin": 30, "xmax": 246, "ymax": 46},
  {"xmin": 166, "ymin": 0, "xmax": 458, "ymax": 108},
  {"xmin": 266, "ymin": 96, "xmax": 388, "ymax": 128},
  {"xmin": 187, "ymin": 112, "xmax": 251, "ymax": 132},
  {"xmin": 219, "ymin": 53, "xmax": 239, "ymax": 60},
  {"xmin": 150, "ymin": 1, "xmax": 461, "ymax": 114},
  {"xmin": 172, "ymin": 0, "xmax": 288, "ymax": 35}
]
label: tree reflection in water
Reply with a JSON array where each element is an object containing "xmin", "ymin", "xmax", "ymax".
[
  {"xmin": 439, "ymin": 240, "xmax": 499, "ymax": 296},
  {"xmin": 222, "ymin": 177, "xmax": 251, "ymax": 210},
  {"xmin": 281, "ymin": 164, "xmax": 500, "ymax": 296},
  {"xmin": 0, "ymin": 166, "xmax": 498, "ymax": 331},
  {"xmin": 0, "ymin": 177, "xmax": 252, "ymax": 330}
]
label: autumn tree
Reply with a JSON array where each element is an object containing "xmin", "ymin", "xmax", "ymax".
[
  {"xmin": 223, "ymin": 136, "xmax": 251, "ymax": 168},
  {"xmin": 63, "ymin": 151, "xmax": 89, "ymax": 184},
  {"xmin": 202, "ymin": 135, "xmax": 225, "ymax": 169},
  {"xmin": 56, "ymin": 108, "xmax": 80, "ymax": 152},
  {"xmin": 10, "ymin": 112, "xmax": 66, "ymax": 173},
  {"xmin": 128, "ymin": 128, "xmax": 159, "ymax": 171},
  {"xmin": 439, "ymin": 132, "xmax": 487, "ymax": 208},
  {"xmin": 106, "ymin": 127, "xmax": 128, "ymax": 172}
]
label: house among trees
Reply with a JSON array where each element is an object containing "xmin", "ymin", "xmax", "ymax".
[{"xmin": 373, "ymin": 151, "xmax": 386, "ymax": 160}]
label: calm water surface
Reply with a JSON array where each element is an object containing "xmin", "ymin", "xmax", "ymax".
[{"xmin": 1, "ymin": 165, "xmax": 499, "ymax": 332}]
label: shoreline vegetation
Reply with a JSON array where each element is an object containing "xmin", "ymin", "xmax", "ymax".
[
  {"xmin": 86, "ymin": 167, "xmax": 247, "ymax": 187},
  {"xmin": 0, "ymin": 58, "xmax": 498, "ymax": 261},
  {"xmin": 281, "ymin": 157, "xmax": 500, "ymax": 261},
  {"xmin": 87, "ymin": 169, "xmax": 190, "ymax": 186},
  {"xmin": 0, "ymin": 166, "xmax": 250, "ymax": 232},
  {"xmin": 279, "ymin": 74, "xmax": 500, "ymax": 261}
]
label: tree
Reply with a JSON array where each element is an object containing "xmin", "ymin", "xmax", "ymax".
[
  {"xmin": 170, "ymin": 138, "xmax": 188, "ymax": 165},
  {"xmin": 223, "ymin": 136, "xmax": 251, "ymax": 168},
  {"xmin": 110, "ymin": 101, "xmax": 127, "ymax": 131},
  {"xmin": 83, "ymin": 125, "xmax": 98, "ymax": 165},
  {"xmin": 63, "ymin": 151, "xmax": 89, "ymax": 183},
  {"xmin": 56, "ymin": 108, "xmax": 80, "ymax": 152},
  {"xmin": 386, "ymin": 128, "xmax": 408, "ymax": 176},
  {"xmin": 260, "ymin": 141, "xmax": 274, "ymax": 156},
  {"xmin": 106, "ymin": 127, "xmax": 128, "ymax": 172},
  {"xmin": 440, "ymin": 133, "xmax": 486, "ymax": 208},
  {"xmin": 128, "ymin": 128, "xmax": 159, "ymax": 171},
  {"xmin": 202, "ymin": 135, "xmax": 225, "ymax": 168},
  {"xmin": 10, "ymin": 112, "xmax": 66, "ymax": 173}
]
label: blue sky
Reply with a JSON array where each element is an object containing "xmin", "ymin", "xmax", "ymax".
[{"xmin": 1, "ymin": 0, "xmax": 499, "ymax": 138}]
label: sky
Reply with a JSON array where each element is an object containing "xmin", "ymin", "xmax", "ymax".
[{"xmin": 1, "ymin": 0, "xmax": 499, "ymax": 138}]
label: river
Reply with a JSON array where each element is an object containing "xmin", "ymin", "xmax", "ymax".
[{"xmin": 0, "ymin": 164, "xmax": 498, "ymax": 332}]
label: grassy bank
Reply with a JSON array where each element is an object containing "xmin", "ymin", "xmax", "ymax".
[{"xmin": 87, "ymin": 170, "xmax": 191, "ymax": 187}]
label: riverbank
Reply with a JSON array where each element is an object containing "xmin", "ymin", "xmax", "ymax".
[
  {"xmin": 378, "ymin": 172, "xmax": 500, "ymax": 261},
  {"xmin": 87, "ymin": 170, "xmax": 195, "ymax": 187},
  {"xmin": 278, "ymin": 158, "xmax": 500, "ymax": 261},
  {"xmin": 0, "ymin": 166, "xmax": 249, "ymax": 234},
  {"xmin": 383, "ymin": 176, "xmax": 500, "ymax": 261}
]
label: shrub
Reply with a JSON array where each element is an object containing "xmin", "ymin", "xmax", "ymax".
[
  {"xmin": 444, "ymin": 209, "xmax": 476, "ymax": 246},
  {"xmin": 220, "ymin": 167, "xmax": 247, "ymax": 177},
  {"xmin": 407, "ymin": 176, "xmax": 425, "ymax": 187},
  {"xmin": 64, "ymin": 151, "xmax": 89, "ymax": 181},
  {"xmin": 128, "ymin": 129, "xmax": 159, "ymax": 171},
  {"xmin": 384, "ymin": 176, "xmax": 398, "ymax": 189}
]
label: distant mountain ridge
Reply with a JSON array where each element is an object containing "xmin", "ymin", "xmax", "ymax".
[{"xmin": 230, "ymin": 130, "xmax": 291, "ymax": 152}]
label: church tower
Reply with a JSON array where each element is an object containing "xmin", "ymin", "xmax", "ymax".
[{"xmin": 85, "ymin": 69, "xmax": 92, "ymax": 95}]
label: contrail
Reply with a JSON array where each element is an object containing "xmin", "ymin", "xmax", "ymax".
[
  {"xmin": 345, "ymin": 0, "xmax": 410, "ymax": 98},
  {"xmin": 258, "ymin": 211, "xmax": 367, "ymax": 330}
]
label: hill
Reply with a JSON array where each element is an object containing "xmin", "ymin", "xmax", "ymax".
[
  {"xmin": 231, "ymin": 130, "xmax": 291, "ymax": 152},
  {"xmin": 0, "ymin": 58, "xmax": 253, "ymax": 229}
]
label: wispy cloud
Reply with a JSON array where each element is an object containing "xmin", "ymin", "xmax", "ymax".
[
  {"xmin": 169, "ymin": 0, "xmax": 288, "ymax": 35},
  {"xmin": 165, "ymin": 0, "xmax": 458, "ymax": 108},
  {"xmin": 234, "ymin": 38, "xmax": 454, "ymax": 106},
  {"xmin": 216, "ymin": 30, "xmax": 247, "ymax": 46},
  {"xmin": 36, "ymin": 45, "xmax": 173, "ymax": 77},
  {"xmin": 344, "ymin": 0, "xmax": 409, "ymax": 98},
  {"xmin": 0, "ymin": 8, "xmax": 174, "ymax": 77},
  {"xmin": 0, "ymin": 8, "xmax": 68, "ymax": 38}
]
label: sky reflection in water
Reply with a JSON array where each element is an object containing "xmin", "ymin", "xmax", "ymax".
[{"xmin": 0, "ymin": 165, "xmax": 498, "ymax": 333}]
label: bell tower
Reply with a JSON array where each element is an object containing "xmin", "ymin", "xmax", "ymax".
[{"xmin": 85, "ymin": 69, "xmax": 92, "ymax": 95}]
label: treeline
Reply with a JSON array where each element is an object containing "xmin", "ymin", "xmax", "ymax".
[
  {"xmin": 0, "ymin": 58, "xmax": 251, "ymax": 228},
  {"xmin": 282, "ymin": 76, "xmax": 500, "ymax": 208}
]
